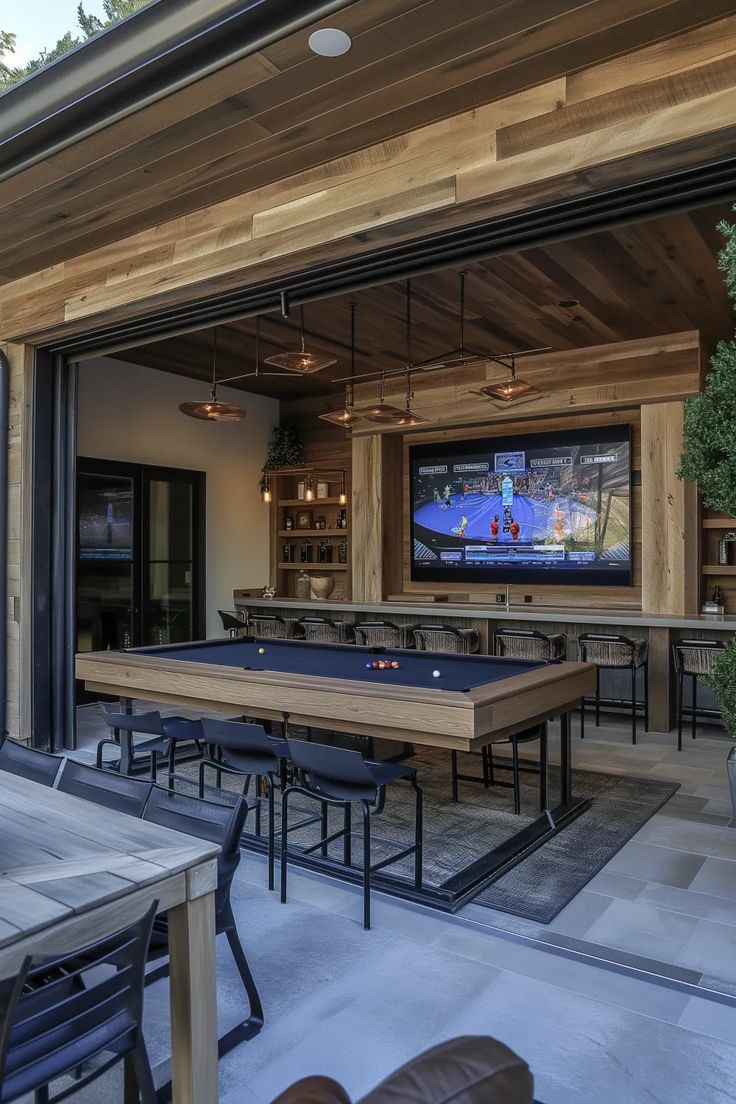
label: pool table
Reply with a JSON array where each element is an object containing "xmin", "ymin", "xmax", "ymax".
[
  {"xmin": 76, "ymin": 637, "xmax": 596, "ymax": 908},
  {"xmin": 76, "ymin": 636, "xmax": 594, "ymax": 757}
]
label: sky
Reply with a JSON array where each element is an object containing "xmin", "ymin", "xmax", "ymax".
[{"xmin": 1, "ymin": 0, "xmax": 108, "ymax": 65}]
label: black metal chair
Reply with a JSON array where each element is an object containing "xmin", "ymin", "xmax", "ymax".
[
  {"xmin": 55, "ymin": 757, "xmax": 152, "ymax": 817},
  {"xmin": 495, "ymin": 628, "xmax": 567, "ymax": 661},
  {"xmin": 95, "ymin": 705, "xmax": 170, "ymax": 779},
  {"xmin": 141, "ymin": 788, "xmax": 264, "ymax": 1052},
  {"xmin": 578, "ymin": 633, "xmax": 649, "ymax": 744},
  {"xmin": 354, "ymin": 620, "xmax": 412, "ymax": 649},
  {"xmin": 218, "ymin": 609, "xmax": 247, "ymax": 637},
  {"xmin": 0, "ymin": 902, "xmax": 157, "ymax": 1103},
  {"xmin": 673, "ymin": 638, "xmax": 725, "ymax": 750},
  {"xmin": 281, "ymin": 740, "xmax": 423, "ymax": 930},
  {"xmin": 200, "ymin": 717, "xmax": 288, "ymax": 891},
  {"xmin": 0, "ymin": 737, "xmax": 61, "ymax": 786},
  {"xmin": 450, "ymin": 725, "xmax": 549, "ymax": 814},
  {"xmin": 296, "ymin": 616, "xmax": 355, "ymax": 644},
  {"xmin": 248, "ymin": 613, "xmax": 288, "ymax": 639}
]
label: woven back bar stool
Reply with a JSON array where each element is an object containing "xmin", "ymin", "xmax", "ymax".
[
  {"xmin": 354, "ymin": 620, "xmax": 412, "ymax": 649},
  {"xmin": 412, "ymin": 623, "xmax": 480, "ymax": 654},
  {"xmin": 494, "ymin": 628, "xmax": 567, "ymax": 662},
  {"xmin": 248, "ymin": 612, "xmax": 289, "ymax": 638},
  {"xmin": 578, "ymin": 633, "xmax": 649, "ymax": 744},
  {"xmin": 218, "ymin": 609, "xmax": 247, "ymax": 637},
  {"xmin": 296, "ymin": 616, "xmax": 355, "ymax": 645},
  {"xmin": 672, "ymin": 638, "xmax": 725, "ymax": 751}
]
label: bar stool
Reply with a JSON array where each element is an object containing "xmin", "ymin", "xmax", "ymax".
[
  {"xmin": 248, "ymin": 612, "xmax": 288, "ymax": 638},
  {"xmin": 218, "ymin": 609, "xmax": 247, "ymax": 637},
  {"xmin": 354, "ymin": 620, "xmax": 412, "ymax": 649},
  {"xmin": 672, "ymin": 638, "xmax": 725, "ymax": 751},
  {"xmin": 578, "ymin": 633, "xmax": 649, "ymax": 744},
  {"xmin": 495, "ymin": 628, "xmax": 567, "ymax": 662},
  {"xmin": 296, "ymin": 616, "xmax": 355, "ymax": 644},
  {"xmin": 451, "ymin": 724, "xmax": 549, "ymax": 814},
  {"xmin": 412, "ymin": 623, "xmax": 480, "ymax": 654}
]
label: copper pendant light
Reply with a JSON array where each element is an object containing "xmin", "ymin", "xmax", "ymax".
[
  {"xmin": 319, "ymin": 303, "xmax": 364, "ymax": 426},
  {"xmin": 265, "ymin": 304, "xmax": 337, "ymax": 374},
  {"xmin": 360, "ymin": 280, "xmax": 422, "ymax": 425},
  {"xmin": 359, "ymin": 373, "xmax": 406, "ymax": 424},
  {"xmin": 179, "ymin": 328, "xmax": 247, "ymax": 422},
  {"xmin": 478, "ymin": 356, "xmax": 539, "ymax": 403}
]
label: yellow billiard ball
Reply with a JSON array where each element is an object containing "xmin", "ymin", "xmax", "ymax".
[{"xmin": 258, "ymin": 647, "xmax": 266, "ymax": 655}]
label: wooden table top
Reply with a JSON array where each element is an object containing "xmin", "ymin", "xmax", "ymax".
[{"xmin": 0, "ymin": 770, "xmax": 219, "ymax": 951}]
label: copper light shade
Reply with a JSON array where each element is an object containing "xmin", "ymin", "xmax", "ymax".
[
  {"xmin": 479, "ymin": 357, "xmax": 538, "ymax": 403},
  {"xmin": 265, "ymin": 305, "xmax": 337, "ymax": 374},
  {"xmin": 319, "ymin": 304, "xmax": 364, "ymax": 426},
  {"xmin": 359, "ymin": 375, "xmax": 406, "ymax": 424},
  {"xmin": 179, "ymin": 328, "xmax": 247, "ymax": 422}
]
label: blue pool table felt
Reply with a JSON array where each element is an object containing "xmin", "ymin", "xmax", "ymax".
[{"xmin": 135, "ymin": 639, "xmax": 545, "ymax": 692}]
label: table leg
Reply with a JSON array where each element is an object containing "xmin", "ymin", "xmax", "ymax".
[
  {"xmin": 560, "ymin": 712, "xmax": 572, "ymax": 805},
  {"xmin": 167, "ymin": 888, "xmax": 218, "ymax": 1104}
]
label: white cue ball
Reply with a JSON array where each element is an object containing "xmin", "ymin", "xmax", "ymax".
[{"xmin": 432, "ymin": 669, "xmax": 441, "ymax": 678}]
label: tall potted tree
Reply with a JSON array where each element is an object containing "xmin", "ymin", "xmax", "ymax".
[{"xmin": 678, "ymin": 209, "xmax": 736, "ymax": 808}]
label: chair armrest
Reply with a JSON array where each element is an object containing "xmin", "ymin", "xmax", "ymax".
[
  {"xmin": 358, "ymin": 1036, "xmax": 533, "ymax": 1104},
  {"xmin": 270, "ymin": 1076, "xmax": 351, "ymax": 1104}
]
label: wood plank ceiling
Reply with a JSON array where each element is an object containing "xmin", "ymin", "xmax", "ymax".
[
  {"xmin": 2, "ymin": 0, "xmax": 736, "ymax": 282},
  {"xmin": 113, "ymin": 201, "xmax": 734, "ymax": 400}
]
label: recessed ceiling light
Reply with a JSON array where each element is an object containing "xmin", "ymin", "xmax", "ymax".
[
  {"xmin": 557, "ymin": 298, "xmax": 580, "ymax": 309},
  {"xmin": 308, "ymin": 28, "xmax": 352, "ymax": 56}
]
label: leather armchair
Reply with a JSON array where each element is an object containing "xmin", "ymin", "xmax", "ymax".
[{"xmin": 271, "ymin": 1036, "xmax": 535, "ymax": 1104}]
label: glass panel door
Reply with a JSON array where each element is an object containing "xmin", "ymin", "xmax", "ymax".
[
  {"xmin": 77, "ymin": 470, "xmax": 137, "ymax": 653},
  {"xmin": 143, "ymin": 476, "xmax": 197, "ymax": 644}
]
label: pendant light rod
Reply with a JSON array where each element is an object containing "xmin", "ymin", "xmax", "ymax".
[{"xmin": 210, "ymin": 326, "xmax": 218, "ymax": 397}]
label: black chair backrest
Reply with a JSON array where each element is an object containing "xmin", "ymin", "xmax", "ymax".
[
  {"xmin": 579, "ymin": 633, "xmax": 632, "ymax": 645},
  {"xmin": 354, "ymin": 620, "xmax": 404, "ymax": 647},
  {"xmin": 286, "ymin": 739, "xmax": 376, "ymax": 786},
  {"xmin": 415, "ymin": 623, "xmax": 461, "ymax": 636},
  {"xmin": 56, "ymin": 759, "xmax": 152, "ymax": 817},
  {"xmin": 496, "ymin": 628, "xmax": 548, "ymax": 641},
  {"xmin": 0, "ymin": 738, "xmax": 61, "ymax": 786},
  {"xmin": 0, "ymin": 902, "xmax": 157, "ymax": 1101},
  {"xmin": 201, "ymin": 716, "xmax": 274, "ymax": 755},
  {"xmin": 218, "ymin": 609, "xmax": 245, "ymax": 632},
  {"xmin": 143, "ymin": 788, "xmax": 246, "ymax": 917},
  {"xmin": 100, "ymin": 704, "xmax": 164, "ymax": 735},
  {"xmin": 297, "ymin": 616, "xmax": 338, "ymax": 628}
]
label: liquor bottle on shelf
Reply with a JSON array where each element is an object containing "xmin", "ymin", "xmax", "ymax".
[
  {"xmin": 283, "ymin": 543, "xmax": 293, "ymax": 563},
  {"xmin": 713, "ymin": 585, "xmax": 723, "ymax": 605},
  {"xmin": 285, "ymin": 513, "xmax": 294, "ymax": 531},
  {"xmin": 338, "ymin": 539, "xmax": 348, "ymax": 564}
]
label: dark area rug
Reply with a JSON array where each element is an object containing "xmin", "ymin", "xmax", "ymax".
[{"xmin": 174, "ymin": 742, "xmax": 678, "ymax": 924}]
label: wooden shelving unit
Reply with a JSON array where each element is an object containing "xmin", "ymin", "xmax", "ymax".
[
  {"xmin": 269, "ymin": 469, "xmax": 351, "ymax": 600},
  {"xmin": 701, "ymin": 512, "xmax": 736, "ymax": 609}
]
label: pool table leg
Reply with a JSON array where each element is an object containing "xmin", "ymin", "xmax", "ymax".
[{"xmin": 560, "ymin": 712, "xmax": 572, "ymax": 805}]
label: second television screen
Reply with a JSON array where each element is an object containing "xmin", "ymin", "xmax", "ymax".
[{"xmin": 410, "ymin": 425, "xmax": 632, "ymax": 586}]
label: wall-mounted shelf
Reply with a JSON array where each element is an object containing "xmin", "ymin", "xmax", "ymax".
[
  {"xmin": 278, "ymin": 497, "xmax": 342, "ymax": 507},
  {"xmin": 702, "ymin": 519, "xmax": 736, "ymax": 529},
  {"xmin": 278, "ymin": 529, "xmax": 349, "ymax": 537},
  {"xmin": 702, "ymin": 565, "xmax": 736, "ymax": 575},
  {"xmin": 278, "ymin": 563, "xmax": 349, "ymax": 571}
]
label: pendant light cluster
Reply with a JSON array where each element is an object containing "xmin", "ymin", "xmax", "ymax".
[{"xmin": 181, "ymin": 272, "xmax": 545, "ymax": 429}]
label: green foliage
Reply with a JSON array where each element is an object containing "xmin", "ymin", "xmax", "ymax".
[
  {"xmin": 706, "ymin": 640, "xmax": 736, "ymax": 737},
  {"xmin": 263, "ymin": 423, "xmax": 305, "ymax": 471},
  {"xmin": 678, "ymin": 210, "xmax": 736, "ymax": 516},
  {"xmin": 1, "ymin": 0, "xmax": 149, "ymax": 93}
]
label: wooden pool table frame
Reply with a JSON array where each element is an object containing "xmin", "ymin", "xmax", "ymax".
[{"xmin": 76, "ymin": 640, "xmax": 596, "ymax": 912}]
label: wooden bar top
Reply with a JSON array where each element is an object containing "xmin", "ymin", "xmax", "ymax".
[{"xmin": 234, "ymin": 594, "xmax": 736, "ymax": 633}]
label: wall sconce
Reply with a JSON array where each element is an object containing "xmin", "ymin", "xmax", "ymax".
[
  {"xmin": 304, "ymin": 473, "xmax": 315, "ymax": 501},
  {"xmin": 339, "ymin": 473, "xmax": 347, "ymax": 506}
]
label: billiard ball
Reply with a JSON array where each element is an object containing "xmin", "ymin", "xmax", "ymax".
[
  {"xmin": 372, "ymin": 661, "xmax": 380, "ymax": 669},
  {"xmin": 365, "ymin": 662, "xmax": 373, "ymax": 669},
  {"xmin": 378, "ymin": 661, "xmax": 386, "ymax": 669},
  {"xmin": 258, "ymin": 647, "xmax": 265, "ymax": 655},
  {"xmin": 391, "ymin": 660, "xmax": 400, "ymax": 669},
  {"xmin": 432, "ymin": 669, "xmax": 441, "ymax": 678}
]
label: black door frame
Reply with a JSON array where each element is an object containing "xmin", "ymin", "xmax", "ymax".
[
  {"xmin": 27, "ymin": 152, "xmax": 736, "ymax": 750},
  {"xmin": 76, "ymin": 455, "xmax": 206, "ymax": 654}
]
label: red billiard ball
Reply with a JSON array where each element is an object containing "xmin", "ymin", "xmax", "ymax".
[{"xmin": 372, "ymin": 661, "xmax": 380, "ymax": 669}]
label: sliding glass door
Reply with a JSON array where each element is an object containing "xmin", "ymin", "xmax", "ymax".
[{"xmin": 76, "ymin": 459, "xmax": 205, "ymax": 673}]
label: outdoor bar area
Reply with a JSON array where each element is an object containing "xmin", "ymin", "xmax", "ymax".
[{"xmin": 3, "ymin": 3, "xmax": 736, "ymax": 1103}]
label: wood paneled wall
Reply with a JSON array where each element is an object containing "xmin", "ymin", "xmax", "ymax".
[
  {"xmin": 3, "ymin": 18, "xmax": 736, "ymax": 344},
  {"xmin": 0, "ymin": 343, "xmax": 31, "ymax": 740}
]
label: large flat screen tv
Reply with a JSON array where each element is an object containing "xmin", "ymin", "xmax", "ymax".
[{"xmin": 410, "ymin": 425, "xmax": 632, "ymax": 587}]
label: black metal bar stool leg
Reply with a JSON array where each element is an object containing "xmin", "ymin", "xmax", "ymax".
[
  {"xmin": 267, "ymin": 778, "xmax": 275, "ymax": 892},
  {"xmin": 320, "ymin": 801, "xmax": 329, "ymax": 857},
  {"xmin": 280, "ymin": 789, "xmax": 290, "ymax": 904},
  {"xmin": 361, "ymin": 800, "xmax": 371, "ymax": 930},
  {"xmin": 450, "ymin": 750, "xmax": 459, "ymax": 803},
  {"xmin": 539, "ymin": 724, "xmax": 549, "ymax": 813},
  {"xmin": 631, "ymin": 666, "xmax": 637, "ymax": 745},
  {"xmin": 677, "ymin": 671, "xmax": 683, "ymax": 752},
  {"xmin": 644, "ymin": 660, "xmax": 650, "ymax": 732},
  {"xmin": 512, "ymin": 737, "xmax": 521, "ymax": 815},
  {"xmin": 595, "ymin": 667, "xmax": 601, "ymax": 727},
  {"xmin": 692, "ymin": 674, "xmax": 698, "ymax": 740},
  {"xmin": 343, "ymin": 803, "xmax": 352, "ymax": 866}
]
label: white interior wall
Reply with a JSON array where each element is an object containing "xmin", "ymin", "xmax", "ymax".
[{"xmin": 77, "ymin": 356, "xmax": 279, "ymax": 637}]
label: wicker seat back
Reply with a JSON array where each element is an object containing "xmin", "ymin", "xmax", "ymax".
[
  {"xmin": 495, "ymin": 630, "xmax": 567, "ymax": 662},
  {"xmin": 578, "ymin": 634, "xmax": 648, "ymax": 668},
  {"xmin": 673, "ymin": 639, "xmax": 725, "ymax": 676},
  {"xmin": 412, "ymin": 624, "xmax": 480, "ymax": 654}
]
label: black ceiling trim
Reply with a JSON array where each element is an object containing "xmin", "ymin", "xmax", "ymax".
[
  {"xmin": 0, "ymin": 0, "xmax": 356, "ymax": 185},
  {"xmin": 53, "ymin": 151, "xmax": 736, "ymax": 362}
]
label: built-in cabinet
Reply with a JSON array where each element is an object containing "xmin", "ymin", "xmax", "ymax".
[{"xmin": 270, "ymin": 469, "xmax": 351, "ymax": 601}]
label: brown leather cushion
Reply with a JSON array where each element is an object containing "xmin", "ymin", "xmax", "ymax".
[
  {"xmin": 271, "ymin": 1075, "xmax": 351, "ymax": 1104},
  {"xmin": 359, "ymin": 1036, "xmax": 533, "ymax": 1104}
]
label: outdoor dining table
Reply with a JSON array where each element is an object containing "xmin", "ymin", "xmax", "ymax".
[{"xmin": 0, "ymin": 769, "xmax": 220, "ymax": 1103}]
